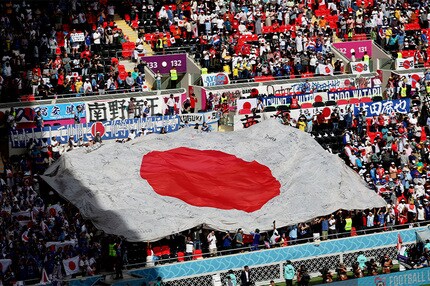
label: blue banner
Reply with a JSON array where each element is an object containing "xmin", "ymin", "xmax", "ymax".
[
  {"xmin": 262, "ymin": 93, "xmax": 317, "ymax": 106},
  {"xmin": 34, "ymin": 102, "xmax": 86, "ymax": 120},
  {"xmin": 9, "ymin": 115, "xmax": 179, "ymax": 148},
  {"xmin": 354, "ymin": 98, "xmax": 411, "ymax": 117},
  {"xmin": 327, "ymin": 87, "xmax": 382, "ymax": 101}
]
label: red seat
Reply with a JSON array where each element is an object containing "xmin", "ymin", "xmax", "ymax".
[
  {"xmin": 300, "ymin": 102, "xmax": 313, "ymax": 109},
  {"xmin": 193, "ymin": 249, "xmax": 203, "ymax": 260},
  {"xmin": 337, "ymin": 99, "xmax": 349, "ymax": 105},
  {"xmin": 360, "ymin": 97, "xmax": 373, "ymax": 103},
  {"xmin": 177, "ymin": 252, "xmax": 185, "ymax": 262},
  {"xmin": 153, "ymin": 246, "xmax": 162, "ymax": 257},
  {"xmin": 161, "ymin": 245, "xmax": 171, "ymax": 257},
  {"xmin": 348, "ymin": 98, "xmax": 360, "ymax": 104}
]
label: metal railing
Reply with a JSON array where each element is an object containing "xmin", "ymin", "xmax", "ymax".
[
  {"xmin": 0, "ymin": 88, "xmax": 187, "ymax": 109},
  {"xmin": 122, "ymin": 220, "xmax": 429, "ymax": 270}
]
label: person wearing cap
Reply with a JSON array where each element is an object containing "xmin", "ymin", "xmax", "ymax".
[
  {"xmin": 83, "ymin": 77, "xmax": 93, "ymax": 94},
  {"xmin": 417, "ymin": 203, "xmax": 426, "ymax": 222},
  {"xmin": 93, "ymin": 131, "xmax": 102, "ymax": 144},
  {"xmin": 284, "ymin": 260, "xmax": 295, "ymax": 286}
]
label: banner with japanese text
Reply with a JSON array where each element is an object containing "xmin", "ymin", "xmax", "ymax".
[
  {"xmin": 9, "ymin": 115, "xmax": 180, "ymax": 148},
  {"xmin": 85, "ymin": 92, "xmax": 186, "ymax": 122},
  {"xmin": 354, "ymin": 98, "xmax": 411, "ymax": 117}
]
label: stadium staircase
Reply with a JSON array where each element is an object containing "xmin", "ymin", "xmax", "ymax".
[{"xmin": 114, "ymin": 14, "xmax": 153, "ymax": 56}]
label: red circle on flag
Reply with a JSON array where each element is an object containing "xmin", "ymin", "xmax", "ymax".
[
  {"xmin": 325, "ymin": 66, "xmax": 331, "ymax": 74},
  {"xmin": 49, "ymin": 208, "xmax": 57, "ymax": 217},
  {"xmin": 91, "ymin": 122, "xmax": 105, "ymax": 137},
  {"xmin": 69, "ymin": 261, "xmax": 76, "ymax": 270},
  {"xmin": 403, "ymin": 60, "xmax": 411, "ymax": 69},
  {"xmin": 140, "ymin": 147, "xmax": 281, "ymax": 212},
  {"xmin": 322, "ymin": 107, "xmax": 331, "ymax": 118},
  {"xmin": 243, "ymin": 102, "xmax": 252, "ymax": 109},
  {"xmin": 356, "ymin": 63, "xmax": 364, "ymax": 73},
  {"xmin": 344, "ymin": 79, "xmax": 351, "ymax": 86}
]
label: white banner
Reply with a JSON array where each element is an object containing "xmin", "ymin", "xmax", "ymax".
[
  {"xmin": 178, "ymin": 111, "xmax": 220, "ymax": 125},
  {"xmin": 85, "ymin": 92, "xmax": 186, "ymax": 122},
  {"xmin": 70, "ymin": 33, "xmax": 85, "ymax": 42},
  {"xmin": 201, "ymin": 72, "xmax": 230, "ymax": 87},
  {"xmin": 350, "ymin": 61, "xmax": 370, "ymax": 75},
  {"xmin": 395, "ymin": 57, "xmax": 415, "ymax": 70},
  {"xmin": 46, "ymin": 240, "xmax": 77, "ymax": 251}
]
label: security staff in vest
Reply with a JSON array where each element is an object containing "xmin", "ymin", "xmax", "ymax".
[
  {"xmin": 170, "ymin": 66, "xmax": 178, "ymax": 89},
  {"xmin": 362, "ymin": 51, "xmax": 370, "ymax": 66},
  {"xmin": 156, "ymin": 37, "xmax": 163, "ymax": 53},
  {"xmin": 108, "ymin": 241, "xmax": 117, "ymax": 271},
  {"xmin": 400, "ymin": 83, "xmax": 407, "ymax": 98}
]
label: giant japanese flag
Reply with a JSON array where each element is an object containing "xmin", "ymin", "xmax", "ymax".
[{"xmin": 42, "ymin": 120, "xmax": 385, "ymax": 242}]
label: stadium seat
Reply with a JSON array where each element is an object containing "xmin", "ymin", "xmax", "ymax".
[
  {"xmin": 348, "ymin": 98, "xmax": 360, "ymax": 104},
  {"xmin": 153, "ymin": 246, "xmax": 162, "ymax": 257},
  {"xmin": 300, "ymin": 102, "xmax": 313, "ymax": 109},
  {"xmin": 177, "ymin": 252, "xmax": 185, "ymax": 262},
  {"xmin": 193, "ymin": 249, "xmax": 203, "ymax": 260},
  {"xmin": 359, "ymin": 97, "xmax": 373, "ymax": 103},
  {"xmin": 336, "ymin": 99, "xmax": 349, "ymax": 105},
  {"xmin": 161, "ymin": 245, "xmax": 171, "ymax": 259}
]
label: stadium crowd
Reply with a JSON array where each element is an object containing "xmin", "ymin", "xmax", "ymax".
[
  {"xmin": 4, "ymin": 0, "xmax": 430, "ymax": 284},
  {"xmin": 0, "ymin": 0, "xmax": 149, "ymax": 103}
]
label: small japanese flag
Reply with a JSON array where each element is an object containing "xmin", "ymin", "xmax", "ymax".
[
  {"xmin": 40, "ymin": 268, "xmax": 51, "ymax": 284},
  {"xmin": 47, "ymin": 204, "xmax": 63, "ymax": 217},
  {"xmin": 63, "ymin": 256, "xmax": 80, "ymax": 276}
]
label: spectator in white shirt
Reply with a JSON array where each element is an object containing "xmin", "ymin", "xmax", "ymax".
[{"xmin": 166, "ymin": 94, "xmax": 176, "ymax": 115}]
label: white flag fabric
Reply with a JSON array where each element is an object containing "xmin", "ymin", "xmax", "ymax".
[
  {"xmin": 350, "ymin": 61, "xmax": 370, "ymax": 75},
  {"xmin": 42, "ymin": 120, "xmax": 386, "ymax": 242},
  {"xmin": 63, "ymin": 256, "xmax": 80, "ymax": 276},
  {"xmin": 317, "ymin": 63, "xmax": 334, "ymax": 75},
  {"xmin": 395, "ymin": 57, "xmax": 415, "ymax": 70},
  {"xmin": 0, "ymin": 259, "xmax": 12, "ymax": 273}
]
